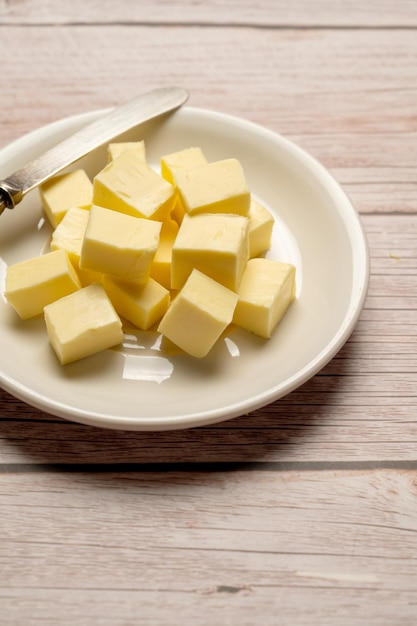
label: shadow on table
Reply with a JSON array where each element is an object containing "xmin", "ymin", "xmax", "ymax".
[{"xmin": 0, "ymin": 339, "xmax": 357, "ymax": 472}]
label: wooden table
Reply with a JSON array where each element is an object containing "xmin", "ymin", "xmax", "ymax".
[{"xmin": 1, "ymin": 2, "xmax": 416, "ymax": 624}]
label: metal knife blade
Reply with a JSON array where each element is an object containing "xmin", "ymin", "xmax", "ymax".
[{"xmin": 0, "ymin": 86, "xmax": 189, "ymax": 216}]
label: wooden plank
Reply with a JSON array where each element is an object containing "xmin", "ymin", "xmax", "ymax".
[
  {"xmin": 1, "ymin": 27, "xmax": 416, "ymax": 136},
  {"xmin": 1, "ymin": 0, "xmax": 417, "ymax": 27},
  {"xmin": 0, "ymin": 405, "xmax": 416, "ymax": 464},
  {"xmin": 0, "ymin": 27, "xmax": 416, "ymax": 216},
  {"xmin": 1, "ymin": 469, "xmax": 417, "ymax": 625},
  {"xmin": 1, "ymin": 374, "xmax": 417, "ymax": 464},
  {"xmin": 1, "ymin": 588, "xmax": 417, "ymax": 626}
]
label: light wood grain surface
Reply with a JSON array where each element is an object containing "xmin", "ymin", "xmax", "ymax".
[{"xmin": 1, "ymin": 2, "xmax": 416, "ymax": 625}]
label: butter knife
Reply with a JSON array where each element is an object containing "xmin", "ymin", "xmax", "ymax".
[{"xmin": 0, "ymin": 86, "xmax": 189, "ymax": 216}]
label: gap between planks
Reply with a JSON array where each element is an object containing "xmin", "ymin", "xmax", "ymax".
[{"xmin": 2, "ymin": 459, "xmax": 417, "ymax": 474}]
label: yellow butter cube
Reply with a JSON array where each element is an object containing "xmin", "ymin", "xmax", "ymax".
[
  {"xmin": 103, "ymin": 275, "xmax": 170, "ymax": 330},
  {"xmin": 158, "ymin": 269, "xmax": 238, "ymax": 358},
  {"xmin": 173, "ymin": 158, "xmax": 250, "ymax": 217},
  {"xmin": 50, "ymin": 207, "xmax": 89, "ymax": 264},
  {"xmin": 44, "ymin": 283, "xmax": 124, "ymax": 365},
  {"xmin": 93, "ymin": 148, "xmax": 175, "ymax": 221},
  {"xmin": 50, "ymin": 207, "xmax": 102, "ymax": 287},
  {"xmin": 5, "ymin": 249, "xmax": 81, "ymax": 319},
  {"xmin": 171, "ymin": 213, "xmax": 249, "ymax": 291},
  {"xmin": 80, "ymin": 205, "xmax": 161, "ymax": 283},
  {"xmin": 150, "ymin": 218, "xmax": 179, "ymax": 290},
  {"xmin": 233, "ymin": 258, "xmax": 296, "ymax": 338},
  {"xmin": 39, "ymin": 169, "xmax": 93, "ymax": 227},
  {"xmin": 160, "ymin": 147, "xmax": 207, "ymax": 185},
  {"xmin": 248, "ymin": 199, "xmax": 274, "ymax": 258},
  {"xmin": 107, "ymin": 140, "xmax": 146, "ymax": 162},
  {"xmin": 161, "ymin": 147, "xmax": 208, "ymax": 223}
]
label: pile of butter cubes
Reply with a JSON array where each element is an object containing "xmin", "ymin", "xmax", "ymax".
[{"xmin": 4, "ymin": 141, "xmax": 296, "ymax": 364}]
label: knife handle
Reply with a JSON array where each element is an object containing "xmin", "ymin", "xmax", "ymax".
[{"xmin": 0, "ymin": 179, "xmax": 22, "ymax": 216}]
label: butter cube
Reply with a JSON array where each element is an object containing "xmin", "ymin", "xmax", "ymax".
[
  {"xmin": 103, "ymin": 275, "xmax": 170, "ymax": 330},
  {"xmin": 80, "ymin": 205, "xmax": 161, "ymax": 283},
  {"xmin": 50, "ymin": 207, "xmax": 102, "ymax": 286},
  {"xmin": 233, "ymin": 258, "xmax": 296, "ymax": 338},
  {"xmin": 44, "ymin": 283, "xmax": 123, "ymax": 365},
  {"xmin": 5, "ymin": 249, "xmax": 81, "ymax": 319},
  {"xmin": 150, "ymin": 218, "xmax": 179, "ymax": 289},
  {"xmin": 39, "ymin": 169, "xmax": 93, "ymax": 227},
  {"xmin": 107, "ymin": 140, "xmax": 146, "ymax": 162},
  {"xmin": 93, "ymin": 148, "xmax": 175, "ymax": 221},
  {"xmin": 158, "ymin": 269, "xmax": 238, "ymax": 358},
  {"xmin": 51, "ymin": 207, "xmax": 89, "ymax": 264},
  {"xmin": 161, "ymin": 147, "xmax": 208, "ymax": 223},
  {"xmin": 248, "ymin": 199, "xmax": 274, "ymax": 258},
  {"xmin": 161, "ymin": 147, "xmax": 207, "ymax": 185},
  {"xmin": 171, "ymin": 213, "xmax": 249, "ymax": 291},
  {"xmin": 173, "ymin": 158, "xmax": 250, "ymax": 217}
]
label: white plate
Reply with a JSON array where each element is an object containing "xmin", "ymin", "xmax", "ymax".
[{"xmin": 0, "ymin": 106, "xmax": 369, "ymax": 430}]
